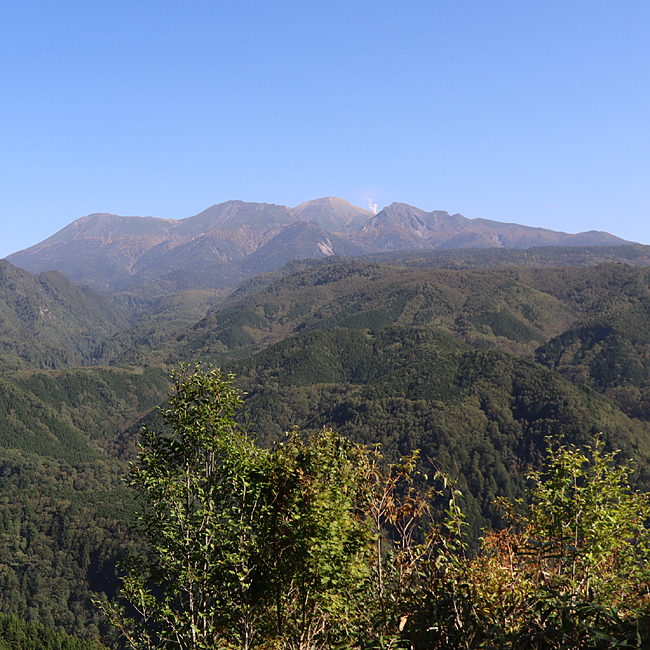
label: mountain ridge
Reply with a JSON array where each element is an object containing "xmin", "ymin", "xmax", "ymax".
[
  {"xmin": 0, "ymin": 259, "xmax": 130, "ymax": 370},
  {"xmin": 6, "ymin": 197, "xmax": 633, "ymax": 296}
]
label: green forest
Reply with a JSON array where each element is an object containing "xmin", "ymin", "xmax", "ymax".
[
  {"xmin": 2, "ymin": 249, "xmax": 650, "ymax": 647},
  {"xmin": 102, "ymin": 365, "xmax": 650, "ymax": 649}
]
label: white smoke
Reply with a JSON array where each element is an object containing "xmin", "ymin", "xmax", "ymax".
[{"xmin": 363, "ymin": 197, "xmax": 378, "ymax": 214}]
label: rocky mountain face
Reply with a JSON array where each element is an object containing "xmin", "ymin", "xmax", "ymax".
[
  {"xmin": 6, "ymin": 198, "xmax": 632, "ymax": 296},
  {"xmin": 358, "ymin": 203, "xmax": 631, "ymax": 250}
]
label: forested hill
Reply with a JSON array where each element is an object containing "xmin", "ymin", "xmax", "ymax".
[
  {"xmin": 361, "ymin": 242, "xmax": 650, "ymax": 269},
  {"xmin": 0, "ymin": 260, "xmax": 130, "ymax": 371},
  {"xmin": 0, "ymin": 365, "xmax": 171, "ymax": 646},
  {"xmin": 105, "ymin": 258, "xmax": 650, "ymax": 535},
  {"xmin": 3, "ymin": 249, "xmax": 650, "ymax": 645},
  {"xmin": 112, "ymin": 261, "xmax": 573, "ymax": 366},
  {"xmin": 113, "ymin": 259, "xmax": 650, "ymax": 368},
  {"xmin": 119, "ymin": 260, "xmax": 650, "ymax": 387},
  {"xmin": 0, "ymin": 259, "xmax": 230, "ymax": 373},
  {"xmin": 228, "ymin": 326, "xmax": 650, "ymax": 538}
]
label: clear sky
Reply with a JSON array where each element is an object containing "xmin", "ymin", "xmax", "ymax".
[{"xmin": 1, "ymin": 1, "xmax": 649, "ymax": 259}]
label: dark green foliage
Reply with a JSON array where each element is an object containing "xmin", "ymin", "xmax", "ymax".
[
  {"xmin": 0, "ymin": 367, "xmax": 169, "ymax": 461},
  {"xmin": 93, "ymin": 289, "xmax": 229, "ymax": 365},
  {"xmin": 113, "ymin": 259, "xmax": 650, "ymax": 436},
  {"xmin": 4, "ymin": 255, "xmax": 650, "ymax": 645},
  {"xmin": 0, "ymin": 366, "xmax": 172, "ymax": 643},
  {"xmin": 0, "ymin": 447, "xmax": 137, "ymax": 645},
  {"xmin": 402, "ymin": 440, "xmax": 650, "ymax": 649},
  {"xmin": 470, "ymin": 308, "xmax": 544, "ymax": 343},
  {"xmin": 362, "ymin": 243, "xmax": 650, "ymax": 269},
  {"xmin": 207, "ymin": 307, "xmax": 267, "ymax": 349},
  {"xmin": 0, "ymin": 261, "xmax": 130, "ymax": 372},
  {"xmin": 0, "ymin": 611, "xmax": 104, "ymax": 649},
  {"xmin": 229, "ymin": 326, "xmax": 650, "ymax": 540},
  {"xmin": 131, "ymin": 260, "xmax": 575, "ymax": 368},
  {"xmin": 534, "ymin": 265, "xmax": 650, "ymax": 420},
  {"xmin": 104, "ymin": 367, "xmax": 650, "ymax": 649}
]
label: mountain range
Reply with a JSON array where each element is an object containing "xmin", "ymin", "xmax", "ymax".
[{"xmin": 6, "ymin": 197, "xmax": 632, "ymax": 296}]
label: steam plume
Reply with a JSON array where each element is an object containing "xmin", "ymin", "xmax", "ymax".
[{"xmin": 363, "ymin": 197, "xmax": 378, "ymax": 214}]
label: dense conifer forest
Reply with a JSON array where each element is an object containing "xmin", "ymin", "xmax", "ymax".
[{"xmin": 2, "ymin": 248, "xmax": 650, "ymax": 646}]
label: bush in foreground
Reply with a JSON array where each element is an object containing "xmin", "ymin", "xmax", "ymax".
[{"xmin": 100, "ymin": 365, "xmax": 650, "ymax": 649}]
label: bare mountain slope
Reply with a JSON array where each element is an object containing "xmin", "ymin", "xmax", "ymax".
[
  {"xmin": 6, "ymin": 197, "xmax": 633, "ymax": 296},
  {"xmin": 292, "ymin": 196, "xmax": 374, "ymax": 232},
  {"xmin": 241, "ymin": 221, "xmax": 367, "ymax": 275},
  {"xmin": 356, "ymin": 203, "xmax": 631, "ymax": 251}
]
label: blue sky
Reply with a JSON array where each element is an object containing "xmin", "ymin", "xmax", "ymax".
[{"xmin": 1, "ymin": 1, "xmax": 649, "ymax": 258}]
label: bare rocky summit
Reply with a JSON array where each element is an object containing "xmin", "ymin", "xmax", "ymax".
[{"xmin": 6, "ymin": 197, "xmax": 633, "ymax": 295}]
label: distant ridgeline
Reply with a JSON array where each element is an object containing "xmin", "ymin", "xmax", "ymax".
[
  {"xmin": 6, "ymin": 197, "xmax": 638, "ymax": 298},
  {"xmin": 1, "ymin": 213, "xmax": 650, "ymax": 646}
]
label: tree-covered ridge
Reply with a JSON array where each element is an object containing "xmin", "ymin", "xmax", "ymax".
[
  {"xmin": 2, "ymin": 254, "xmax": 650, "ymax": 644},
  {"xmin": 91, "ymin": 288, "xmax": 230, "ymax": 366},
  {"xmin": 3, "ymin": 320, "xmax": 648, "ymax": 641},
  {"xmin": 0, "ymin": 460, "xmax": 133, "ymax": 645},
  {"xmin": 4, "ymin": 253, "xmax": 650, "ymax": 377},
  {"xmin": 0, "ymin": 612, "xmax": 104, "ymax": 649},
  {"xmin": 113, "ymin": 261, "xmax": 650, "ymax": 425},
  {"xmin": 0, "ymin": 366, "xmax": 173, "ymax": 643},
  {"xmin": 0, "ymin": 259, "xmax": 235, "ymax": 372},
  {"xmin": 362, "ymin": 242, "xmax": 650, "ymax": 269},
  {"xmin": 0, "ymin": 261, "xmax": 130, "ymax": 372},
  {"xmin": 227, "ymin": 326, "xmax": 650, "ymax": 538},
  {"xmin": 0, "ymin": 366, "xmax": 169, "ymax": 461},
  {"xmin": 526, "ymin": 265, "xmax": 650, "ymax": 419},
  {"xmin": 538, "ymin": 310, "xmax": 650, "ymax": 419},
  {"xmin": 122, "ymin": 261, "xmax": 580, "ymax": 367}
]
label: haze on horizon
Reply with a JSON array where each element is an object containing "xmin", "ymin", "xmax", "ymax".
[{"xmin": 1, "ymin": 1, "xmax": 649, "ymax": 259}]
